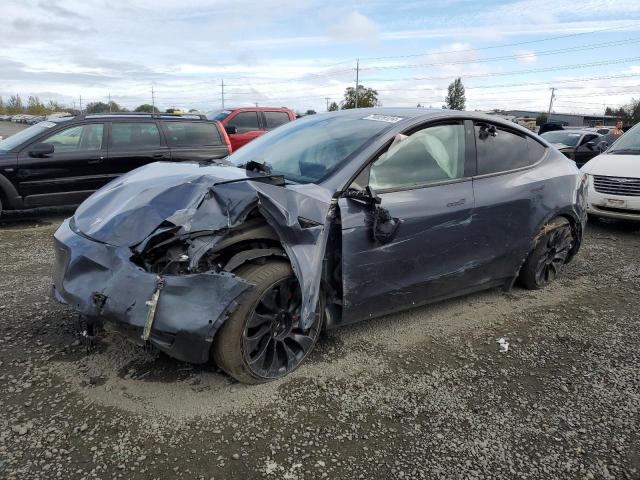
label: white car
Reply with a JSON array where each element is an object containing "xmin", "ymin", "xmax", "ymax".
[{"xmin": 581, "ymin": 123, "xmax": 640, "ymax": 221}]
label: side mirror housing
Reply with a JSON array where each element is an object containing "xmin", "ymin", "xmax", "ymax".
[
  {"xmin": 29, "ymin": 142, "xmax": 54, "ymax": 157},
  {"xmin": 342, "ymin": 186, "xmax": 381, "ymax": 205},
  {"xmin": 585, "ymin": 141, "xmax": 595, "ymax": 150},
  {"xmin": 225, "ymin": 125, "xmax": 238, "ymax": 135}
]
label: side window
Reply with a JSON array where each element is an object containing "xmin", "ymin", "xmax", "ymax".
[
  {"xmin": 42, "ymin": 124, "xmax": 104, "ymax": 152},
  {"xmin": 111, "ymin": 122, "xmax": 161, "ymax": 149},
  {"xmin": 475, "ymin": 123, "xmax": 530, "ymax": 175},
  {"xmin": 527, "ymin": 138, "xmax": 547, "ymax": 164},
  {"xmin": 369, "ymin": 123, "xmax": 466, "ymax": 191},
  {"xmin": 164, "ymin": 122, "xmax": 222, "ymax": 147},
  {"xmin": 264, "ymin": 111, "xmax": 290, "ymax": 130},
  {"xmin": 227, "ymin": 112, "xmax": 260, "ymax": 133}
]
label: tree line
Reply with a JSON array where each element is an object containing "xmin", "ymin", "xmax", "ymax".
[
  {"xmin": 0, "ymin": 94, "xmax": 161, "ymax": 116},
  {"xmin": 605, "ymin": 100, "xmax": 640, "ymax": 125},
  {"xmin": 330, "ymin": 77, "xmax": 466, "ymax": 111}
]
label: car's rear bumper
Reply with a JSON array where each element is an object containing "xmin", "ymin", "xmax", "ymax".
[
  {"xmin": 51, "ymin": 219, "xmax": 252, "ymax": 364},
  {"xmin": 586, "ymin": 180, "xmax": 640, "ymax": 221}
]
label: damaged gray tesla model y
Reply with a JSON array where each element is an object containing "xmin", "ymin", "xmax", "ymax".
[{"xmin": 52, "ymin": 108, "xmax": 587, "ymax": 383}]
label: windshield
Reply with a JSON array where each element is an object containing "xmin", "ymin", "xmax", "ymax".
[
  {"xmin": 540, "ymin": 131, "xmax": 582, "ymax": 147},
  {"xmin": 0, "ymin": 121, "xmax": 58, "ymax": 151},
  {"xmin": 228, "ymin": 114, "xmax": 393, "ymax": 183},
  {"xmin": 207, "ymin": 110, "xmax": 232, "ymax": 122},
  {"xmin": 608, "ymin": 123, "xmax": 640, "ymax": 153}
]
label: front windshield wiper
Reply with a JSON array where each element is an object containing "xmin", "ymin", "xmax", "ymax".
[
  {"xmin": 608, "ymin": 148, "xmax": 640, "ymax": 155},
  {"xmin": 244, "ymin": 160, "xmax": 273, "ymax": 175}
]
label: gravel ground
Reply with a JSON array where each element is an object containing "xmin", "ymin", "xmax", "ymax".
[{"xmin": 0, "ymin": 209, "xmax": 638, "ymax": 480}]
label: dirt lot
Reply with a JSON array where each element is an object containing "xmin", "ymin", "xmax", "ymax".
[
  {"xmin": 0, "ymin": 208, "xmax": 639, "ymax": 480},
  {"xmin": 0, "ymin": 121, "xmax": 28, "ymax": 139}
]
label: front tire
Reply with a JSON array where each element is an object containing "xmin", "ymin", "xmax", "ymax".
[
  {"xmin": 519, "ymin": 217, "xmax": 574, "ymax": 290},
  {"xmin": 213, "ymin": 260, "xmax": 322, "ymax": 384}
]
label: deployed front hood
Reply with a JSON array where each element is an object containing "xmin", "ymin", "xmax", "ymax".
[
  {"xmin": 73, "ymin": 162, "xmax": 253, "ymax": 246},
  {"xmin": 581, "ymin": 153, "xmax": 640, "ymax": 177}
]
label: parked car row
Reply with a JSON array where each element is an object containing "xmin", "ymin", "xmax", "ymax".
[{"xmin": 0, "ymin": 112, "xmax": 73, "ymax": 124}]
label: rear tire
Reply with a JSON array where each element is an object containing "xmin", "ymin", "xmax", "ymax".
[
  {"xmin": 213, "ymin": 260, "xmax": 323, "ymax": 384},
  {"xmin": 519, "ymin": 217, "xmax": 574, "ymax": 290}
]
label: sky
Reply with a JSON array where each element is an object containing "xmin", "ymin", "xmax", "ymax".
[{"xmin": 2, "ymin": 0, "xmax": 640, "ymax": 115}]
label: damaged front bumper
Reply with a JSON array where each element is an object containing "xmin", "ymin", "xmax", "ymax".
[{"xmin": 51, "ymin": 219, "xmax": 252, "ymax": 364}]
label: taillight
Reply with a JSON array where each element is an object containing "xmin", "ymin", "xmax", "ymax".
[{"xmin": 218, "ymin": 121, "xmax": 232, "ymax": 154}]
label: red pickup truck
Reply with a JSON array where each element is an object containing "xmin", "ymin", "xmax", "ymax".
[{"xmin": 207, "ymin": 107, "xmax": 296, "ymax": 151}]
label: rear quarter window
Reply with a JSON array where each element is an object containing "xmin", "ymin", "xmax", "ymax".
[
  {"xmin": 164, "ymin": 121, "xmax": 222, "ymax": 147},
  {"xmin": 527, "ymin": 138, "xmax": 547, "ymax": 164},
  {"xmin": 264, "ymin": 111, "xmax": 291, "ymax": 130},
  {"xmin": 475, "ymin": 123, "xmax": 537, "ymax": 175}
]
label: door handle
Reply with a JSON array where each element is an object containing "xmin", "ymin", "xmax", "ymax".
[
  {"xmin": 87, "ymin": 156, "xmax": 104, "ymax": 165},
  {"xmin": 446, "ymin": 198, "xmax": 466, "ymax": 207}
]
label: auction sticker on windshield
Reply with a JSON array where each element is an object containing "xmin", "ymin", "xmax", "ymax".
[{"xmin": 362, "ymin": 114, "xmax": 404, "ymax": 123}]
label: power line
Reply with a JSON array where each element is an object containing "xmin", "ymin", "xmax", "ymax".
[
  {"xmin": 359, "ymin": 56, "xmax": 640, "ymax": 82},
  {"xmin": 352, "ymin": 23, "xmax": 639, "ymax": 62},
  {"xmin": 358, "ymin": 37, "xmax": 640, "ymax": 71}
]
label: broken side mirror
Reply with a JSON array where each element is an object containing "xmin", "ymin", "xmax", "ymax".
[
  {"xmin": 342, "ymin": 186, "xmax": 381, "ymax": 205},
  {"xmin": 343, "ymin": 186, "xmax": 400, "ymax": 244}
]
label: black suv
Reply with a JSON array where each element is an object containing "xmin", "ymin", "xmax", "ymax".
[{"xmin": 0, "ymin": 113, "xmax": 231, "ymax": 215}]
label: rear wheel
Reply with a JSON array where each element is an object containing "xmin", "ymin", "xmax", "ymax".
[
  {"xmin": 213, "ymin": 260, "xmax": 322, "ymax": 384},
  {"xmin": 519, "ymin": 218, "xmax": 574, "ymax": 290}
]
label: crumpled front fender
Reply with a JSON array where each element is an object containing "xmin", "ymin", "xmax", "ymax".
[{"xmin": 53, "ymin": 219, "xmax": 253, "ymax": 363}]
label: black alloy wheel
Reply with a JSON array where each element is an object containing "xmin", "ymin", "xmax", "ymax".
[
  {"xmin": 242, "ymin": 276, "xmax": 319, "ymax": 378},
  {"xmin": 534, "ymin": 225, "xmax": 573, "ymax": 286},
  {"xmin": 519, "ymin": 218, "xmax": 574, "ymax": 290}
]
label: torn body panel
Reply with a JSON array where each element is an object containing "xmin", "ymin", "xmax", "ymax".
[{"xmin": 52, "ymin": 162, "xmax": 334, "ymax": 361}]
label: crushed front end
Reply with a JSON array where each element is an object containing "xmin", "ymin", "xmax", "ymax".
[
  {"xmin": 50, "ymin": 162, "xmax": 334, "ymax": 364},
  {"xmin": 52, "ymin": 217, "xmax": 253, "ymax": 363}
]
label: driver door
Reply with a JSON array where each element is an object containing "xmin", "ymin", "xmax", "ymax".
[
  {"xmin": 339, "ymin": 121, "xmax": 477, "ymax": 324},
  {"xmin": 16, "ymin": 122, "xmax": 107, "ymax": 206}
]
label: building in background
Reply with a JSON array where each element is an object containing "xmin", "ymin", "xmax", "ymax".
[{"xmin": 501, "ymin": 110, "xmax": 617, "ymax": 127}]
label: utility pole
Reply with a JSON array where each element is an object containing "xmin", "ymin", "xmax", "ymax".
[
  {"xmin": 355, "ymin": 58, "xmax": 360, "ymax": 109},
  {"xmin": 255, "ymin": 102, "xmax": 258, "ymax": 107},
  {"xmin": 108, "ymin": 92, "xmax": 112, "ymax": 112},
  {"xmin": 79, "ymin": 95, "xmax": 82, "ymax": 114},
  {"xmin": 547, "ymin": 87, "xmax": 555, "ymax": 122},
  {"xmin": 325, "ymin": 97, "xmax": 330, "ymax": 111},
  {"xmin": 221, "ymin": 79, "xmax": 225, "ymax": 109},
  {"xmin": 151, "ymin": 85, "xmax": 156, "ymax": 113}
]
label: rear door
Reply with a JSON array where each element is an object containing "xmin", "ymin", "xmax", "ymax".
[
  {"xmin": 106, "ymin": 121, "xmax": 169, "ymax": 177},
  {"xmin": 16, "ymin": 122, "xmax": 107, "ymax": 206},
  {"xmin": 161, "ymin": 120, "xmax": 229, "ymax": 161},
  {"xmin": 470, "ymin": 121, "xmax": 549, "ymax": 282},
  {"xmin": 225, "ymin": 111, "xmax": 263, "ymax": 150},
  {"xmin": 262, "ymin": 111, "xmax": 292, "ymax": 131},
  {"xmin": 340, "ymin": 121, "xmax": 477, "ymax": 323}
]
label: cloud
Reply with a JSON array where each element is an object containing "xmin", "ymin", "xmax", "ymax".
[
  {"xmin": 329, "ymin": 11, "xmax": 380, "ymax": 43},
  {"xmin": 514, "ymin": 50, "xmax": 538, "ymax": 64}
]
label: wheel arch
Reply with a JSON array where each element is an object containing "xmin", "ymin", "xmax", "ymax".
[{"xmin": 0, "ymin": 174, "xmax": 22, "ymax": 210}]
